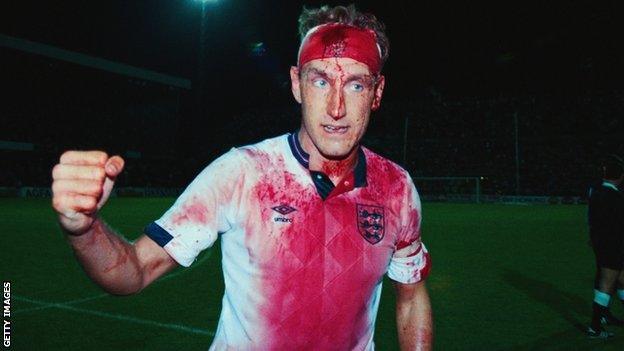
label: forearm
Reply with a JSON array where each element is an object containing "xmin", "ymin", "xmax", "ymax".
[
  {"xmin": 396, "ymin": 285, "xmax": 433, "ymax": 351},
  {"xmin": 66, "ymin": 218, "xmax": 143, "ymax": 295}
]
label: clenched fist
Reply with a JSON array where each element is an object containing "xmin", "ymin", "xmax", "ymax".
[{"xmin": 52, "ymin": 151, "xmax": 125, "ymax": 235}]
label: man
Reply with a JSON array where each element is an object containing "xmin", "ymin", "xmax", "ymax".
[
  {"xmin": 51, "ymin": 5, "xmax": 433, "ymax": 350},
  {"xmin": 587, "ymin": 154, "xmax": 624, "ymax": 338}
]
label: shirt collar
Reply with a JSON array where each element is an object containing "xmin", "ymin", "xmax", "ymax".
[
  {"xmin": 287, "ymin": 131, "xmax": 310, "ymax": 168},
  {"xmin": 288, "ymin": 131, "xmax": 367, "ymax": 188},
  {"xmin": 602, "ymin": 181, "xmax": 619, "ymax": 192}
]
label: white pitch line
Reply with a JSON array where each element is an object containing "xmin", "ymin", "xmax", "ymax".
[
  {"xmin": 13, "ymin": 249, "xmax": 213, "ymax": 314},
  {"xmin": 14, "ymin": 293, "xmax": 109, "ymax": 314},
  {"xmin": 13, "ymin": 295, "xmax": 215, "ymax": 336}
]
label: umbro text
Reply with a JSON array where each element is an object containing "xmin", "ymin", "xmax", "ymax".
[{"xmin": 274, "ymin": 217, "xmax": 293, "ymax": 223}]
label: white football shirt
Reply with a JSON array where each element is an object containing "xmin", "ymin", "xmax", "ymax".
[{"xmin": 145, "ymin": 133, "xmax": 430, "ymax": 350}]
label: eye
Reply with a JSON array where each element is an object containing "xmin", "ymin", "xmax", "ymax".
[
  {"xmin": 349, "ymin": 83, "xmax": 364, "ymax": 92},
  {"xmin": 313, "ymin": 79, "xmax": 328, "ymax": 88}
]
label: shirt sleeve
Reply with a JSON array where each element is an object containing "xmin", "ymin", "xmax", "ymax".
[
  {"xmin": 386, "ymin": 177, "xmax": 431, "ymax": 284},
  {"xmin": 144, "ymin": 148, "xmax": 245, "ymax": 267}
]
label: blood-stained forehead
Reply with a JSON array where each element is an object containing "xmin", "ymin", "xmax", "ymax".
[
  {"xmin": 301, "ymin": 58, "xmax": 376, "ymax": 86},
  {"xmin": 298, "ymin": 23, "xmax": 382, "ymax": 74}
]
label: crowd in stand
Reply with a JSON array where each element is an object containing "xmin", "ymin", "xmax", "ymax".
[
  {"xmin": 2, "ymin": 90, "xmax": 623, "ymax": 197},
  {"xmin": 365, "ymin": 91, "xmax": 623, "ymax": 196}
]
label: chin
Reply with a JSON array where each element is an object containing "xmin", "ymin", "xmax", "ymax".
[
  {"xmin": 319, "ymin": 145, "xmax": 355, "ymax": 160},
  {"xmin": 321, "ymin": 153, "xmax": 350, "ymax": 161}
]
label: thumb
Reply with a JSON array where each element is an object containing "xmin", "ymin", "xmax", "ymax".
[
  {"xmin": 97, "ymin": 155, "xmax": 125, "ymax": 210},
  {"xmin": 104, "ymin": 155, "xmax": 125, "ymax": 179}
]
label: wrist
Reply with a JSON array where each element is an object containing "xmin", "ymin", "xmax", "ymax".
[{"xmin": 64, "ymin": 216, "xmax": 99, "ymax": 237}]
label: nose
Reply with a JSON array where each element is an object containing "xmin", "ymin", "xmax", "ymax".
[{"xmin": 326, "ymin": 86, "xmax": 346, "ymax": 120}]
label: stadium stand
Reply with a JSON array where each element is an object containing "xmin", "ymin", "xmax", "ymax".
[{"xmin": 2, "ymin": 45, "xmax": 623, "ymax": 197}]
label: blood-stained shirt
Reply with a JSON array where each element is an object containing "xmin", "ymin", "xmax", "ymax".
[{"xmin": 145, "ymin": 133, "xmax": 430, "ymax": 350}]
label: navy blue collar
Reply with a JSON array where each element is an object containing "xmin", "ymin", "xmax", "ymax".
[
  {"xmin": 288, "ymin": 131, "xmax": 310, "ymax": 168},
  {"xmin": 288, "ymin": 132, "xmax": 367, "ymax": 188}
]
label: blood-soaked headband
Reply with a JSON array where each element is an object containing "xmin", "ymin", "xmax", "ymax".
[{"xmin": 297, "ymin": 23, "xmax": 382, "ymax": 74}]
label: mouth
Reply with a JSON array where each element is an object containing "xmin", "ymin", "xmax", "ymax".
[{"xmin": 322, "ymin": 125, "xmax": 349, "ymax": 134}]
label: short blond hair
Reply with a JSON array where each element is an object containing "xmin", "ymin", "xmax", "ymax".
[{"xmin": 298, "ymin": 4, "xmax": 389, "ymax": 70}]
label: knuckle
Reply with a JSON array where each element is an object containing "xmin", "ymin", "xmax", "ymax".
[
  {"xmin": 51, "ymin": 180, "xmax": 61, "ymax": 194},
  {"xmin": 94, "ymin": 167, "xmax": 106, "ymax": 180},
  {"xmin": 59, "ymin": 150, "xmax": 71, "ymax": 162},
  {"xmin": 97, "ymin": 151, "xmax": 109, "ymax": 164},
  {"xmin": 51, "ymin": 164, "xmax": 62, "ymax": 178},
  {"xmin": 60, "ymin": 150, "xmax": 79, "ymax": 164},
  {"xmin": 84, "ymin": 196, "xmax": 98, "ymax": 210},
  {"xmin": 94, "ymin": 184, "xmax": 104, "ymax": 196},
  {"xmin": 68, "ymin": 194, "xmax": 84, "ymax": 208},
  {"xmin": 52, "ymin": 195, "xmax": 65, "ymax": 211},
  {"xmin": 88, "ymin": 181, "xmax": 103, "ymax": 196}
]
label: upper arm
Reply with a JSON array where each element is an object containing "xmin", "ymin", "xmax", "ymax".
[
  {"xmin": 142, "ymin": 149, "xmax": 246, "ymax": 267},
  {"xmin": 134, "ymin": 234, "xmax": 179, "ymax": 290},
  {"xmin": 387, "ymin": 175, "xmax": 431, "ymax": 284}
]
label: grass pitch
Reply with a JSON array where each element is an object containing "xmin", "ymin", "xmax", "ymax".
[{"xmin": 1, "ymin": 198, "xmax": 622, "ymax": 350}]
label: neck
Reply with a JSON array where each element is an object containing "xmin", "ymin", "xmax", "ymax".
[
  {"xmin": 311, "ymin": 151, "xmax": 358, "ymax": 184},
  {"xmin": 297, "ymin": 131, "xmax": 358, "ymax": 184}
]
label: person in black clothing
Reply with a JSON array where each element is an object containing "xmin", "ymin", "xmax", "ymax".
[{"xmin": 587, "ymin": 154, "xmax": 624, "ymax": 338}]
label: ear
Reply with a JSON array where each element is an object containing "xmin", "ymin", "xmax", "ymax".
[
  {"xmin": 290, "ymin": 66, "xmax": 302, "ymax": 104},
  {"xmin": 371, "ymin": 75, "xmax": 385, "ymax": 111}
]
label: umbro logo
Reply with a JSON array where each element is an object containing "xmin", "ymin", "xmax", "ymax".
[
  {"xmin": 271, "ymin": 204, "xmax": 296, "ymax": 223},
  {"xmin": 272, "ymin": 204, "xmax": 296, "ymax": 215}
]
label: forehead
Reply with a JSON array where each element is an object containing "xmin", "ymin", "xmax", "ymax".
[{"xmin": 301, "ymin": 57, "xmax": 372, "ymax": 77}]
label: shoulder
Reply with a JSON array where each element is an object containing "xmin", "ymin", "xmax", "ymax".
[
  {"xmin": 589, "ymin": 184, "xmax": 602, "ymax": 198},
  {"xmin": 603, "ymin": 186, "xmax": 620, "ymax": 198},
  {"xmin": 194, "ymin": 134, "xmax": 288, "ymax": 176},
  {"xmin": 188, "ymin": 134, "xmax": 290, "ymax": 192},
  {"xmin": 606, "ymin": 187, "xmax": 624, "ymax": 201},
  {"xmin": 361, "ymin": 146, "xmax": 419, "ymax": 207},
  {"xmin": 362, "ymin": 146, "xmax": 413, "ymax": 184},
  {"xmin": 592, "ymin": 186, "xmax": 624, "ymax": 206},
  {"xmin": 234, "ymin": 134, "xmax": 289, "ymax": 166}
]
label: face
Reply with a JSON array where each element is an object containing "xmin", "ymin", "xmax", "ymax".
[{"xmin": 290, "ymin": 57, "xmax": 385, "ymax": 161}]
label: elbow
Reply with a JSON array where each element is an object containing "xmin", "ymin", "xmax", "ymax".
[
  {"xmin": 103, "ymin": 282, "xmax": 143, "ymax": 296},
  {"xmin": 95, "ymin": 267, "xmax": 146, "ymax": 296}
]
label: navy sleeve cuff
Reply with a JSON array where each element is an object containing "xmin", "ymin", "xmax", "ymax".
[{"xmin": 144, "ymin": 222, "xmax": 174, "ymax": 247}]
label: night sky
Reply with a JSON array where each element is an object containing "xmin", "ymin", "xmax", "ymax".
[{"xmin": 3, "ymin": 0, "xmax": 622, "ymax": 108}]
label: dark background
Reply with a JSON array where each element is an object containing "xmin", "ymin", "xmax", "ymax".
[
  {"xmin": 4, "ymin": 1, "xmax": 623, "ymax": 96},
  {"xmin": 1, "ymin": 0, "xmax": 623, "ymax": 196}
]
